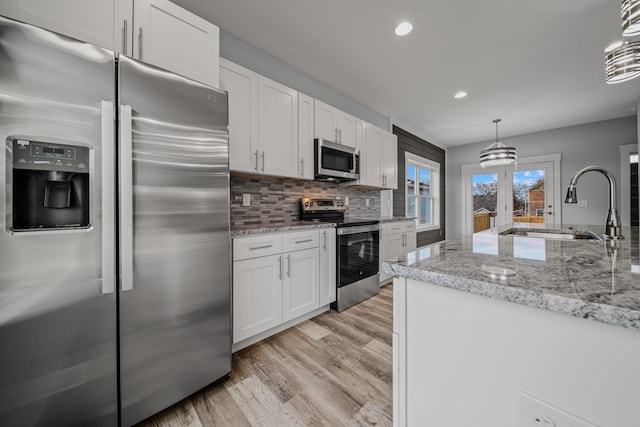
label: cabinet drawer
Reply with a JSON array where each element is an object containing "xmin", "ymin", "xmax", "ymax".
[
  {"xmin": 282, "ymin": 230, "xmax": 320, "ymax": 252},
  {"xmin": 402, "ymin": 220, "xmax": 416, "ymax": 232},
  {"xmin": 233, "ymin": 234, "xmax": 283, "ymax": 261}
]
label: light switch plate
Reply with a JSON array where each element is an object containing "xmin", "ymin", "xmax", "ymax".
[
  {"xmin": 242, "ymin": 194, "xmax": 251, "ymax": 207},
  {"xmin": 515, "ymin": 390, "xmax": 598, "ymax": 427}
]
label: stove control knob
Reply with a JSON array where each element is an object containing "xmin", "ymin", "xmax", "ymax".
[
  {"xmin": 304, "ymin": 201, "xmax": 309, "ymax": 207},
  {"xmin": 310, "ymin": 201, "xmax": 314, "ymax": 207}
]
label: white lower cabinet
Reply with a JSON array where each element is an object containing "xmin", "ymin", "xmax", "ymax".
[
  {"xmin": 283, "ymin": 248, "xmax": 319, "ymax": 322},
  {"xmin": 233, "ymin": 228, "xmax": 335, "ymax": 345},
  {"xmin": 319, "ymin": 228, "xmax": 336, "ymax": 306},
  {"xmin": 233, "ymin": 254, "xmax": 283, "ymax": 343},
  {"xmin": 381, "ymin": 220, "xmax": 417, "ymax": 283}
]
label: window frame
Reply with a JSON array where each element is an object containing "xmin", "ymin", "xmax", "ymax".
[{"xmin": 405, "ymin": 152, "xmax": 440, "ymax": 231}]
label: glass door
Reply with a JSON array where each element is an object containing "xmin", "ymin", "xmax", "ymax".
[{"xmin": 463, "ymin": 161, "xmax": 556, "ymax": 235}]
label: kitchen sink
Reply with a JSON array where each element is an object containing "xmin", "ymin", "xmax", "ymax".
[{"xmin": 499, "ymin": 228, "xmax": 603, "ymax": 242}]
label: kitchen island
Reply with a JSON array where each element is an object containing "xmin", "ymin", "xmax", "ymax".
[{"xmin": 383, "ymin": 226, "xmax": 640, "ymax": 427}]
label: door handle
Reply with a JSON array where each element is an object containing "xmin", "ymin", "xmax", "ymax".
[
  {"xmin": 101, "ymin": 101, "xmax": 115, "ymax": 295},
  {"xmin": 261, "ymin": 151, "xmax": 265, "ymax": 172},
  {"xmin": 137, "ymin": 27, "xmax": 143, "ymax": 60},
  {"xmin": 119, "ymin": 104, "xmax": 134, "ymax": 292},
  {"xmin": 322, "ymin": 230, "xmax": 326, "ymax": 250},
  {"xmin": 278, "ymin": 255, "xmax": 282, "ymax": 279},
  {"xmin": 254, "ymin": 150, "xmax": 259, "ymax": 171},
  {"xmin": 122, "ymin": 20, "xmax": 128, "ymax": 55},
  {"xmin": 287, "ymin": 254, "xmax": 291, "ymax": 277},
  {"xmin": 339, "ymin": 128, "xmax": 342, "ymax": 143},
  {"xmin": 300, "ymin": 158, "xmax": 304, "ymax": 177},
  {"xmin": 334, "ymin": 128, "xmax": 338, "ymax": 143}
]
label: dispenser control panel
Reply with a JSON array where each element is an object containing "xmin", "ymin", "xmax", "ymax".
[{"xmin": 12, "ymin": 139, "xmax": 89, "ymax": 173}]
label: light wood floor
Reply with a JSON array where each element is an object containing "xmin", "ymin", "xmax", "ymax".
[{"xmin": 138, "ymin": 283, "xmax": 393, "ymax": 427}]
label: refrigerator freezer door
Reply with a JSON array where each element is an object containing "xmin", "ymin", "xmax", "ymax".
[
  {"xmin": 117, "ymin": 56, "xmax": 231, "ymax": 426},
  {"xmin": 0, "ymin": 17, "xmax": 118, "ymax": 427}
]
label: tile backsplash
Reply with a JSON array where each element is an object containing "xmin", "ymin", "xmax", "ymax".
[{"xmin": 230, "ymin": 173, "xmax": 381, "ymax": 227}]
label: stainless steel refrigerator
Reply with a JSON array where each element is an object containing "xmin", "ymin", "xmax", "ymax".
[{"xmin": 0, "ymin": 16, "xmax": 231, "ymax": 427}]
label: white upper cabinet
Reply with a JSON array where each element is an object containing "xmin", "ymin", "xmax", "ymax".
[
  {"xmin": 314, "ymin": 100, "xmax": 356, "ymax": 148},
  {"xmin": 381, "ymin": 131, "xmax": 398, "ymax": 190},
  {"xmin": 258, "ymin": 75, "xmax": 298, "ymax": 178},
  {"xmin": 356, "ymin": 122, "xmax": 397, "ymax": 189},
  {"xmin": 0, "ymin": 0, "xmax": 131, "ymax": 53},
  {"xmin": 363, "ymin": 124, "xmax": 382, "ymax": 187},
  {"xmin": 0, "ymin": 0, "xmax": 220, "ymax": 87},
  {"xmin": 133, "ymin": 0, "xmax": 219, "ymax": 87},
  {"xmin": 219, "ymin": 58, "xmax": 259, "ymax": 173},
  {"xmin": 297, "ymin": 93, "xmax": 315, "ymax": 180}
]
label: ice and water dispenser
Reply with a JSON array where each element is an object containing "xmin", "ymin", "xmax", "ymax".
[{"xmin": 9, "ymin": 138, "xmax": 90, "ymax": 231}]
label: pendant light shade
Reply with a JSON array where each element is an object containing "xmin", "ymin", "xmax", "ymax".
[
  {"xmin": 480, "ymin": 119, "xmax": 517, "ymax": 168},
  {"xmin": 605, "ymin": 40, "xmax": 640, "ymax": 84},
  {"xmin": 622, "ymin": 0, "xmax": 640, "ymax": 37}
]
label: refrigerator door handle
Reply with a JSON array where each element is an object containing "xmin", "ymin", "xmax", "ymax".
[
  {"xmin": 120, "ymin": 104, "xmax": 134, "ymax": 292},
  {"xmin": 101, "ymin": 101, "xmax": 116, "ymax": 295}
]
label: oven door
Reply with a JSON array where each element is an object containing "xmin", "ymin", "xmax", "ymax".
[{"xmin": 337, "ymin": 225, "xmax": 380, "ymax": 288}]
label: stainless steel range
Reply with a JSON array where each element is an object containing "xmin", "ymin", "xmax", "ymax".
[{"xmin": 300, "ymin": 198, "xmax": 380, "ymax": 311}]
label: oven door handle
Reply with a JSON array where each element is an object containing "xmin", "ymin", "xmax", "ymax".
[{"xmin": 337, "ymin": 224, "xmax": 380, "ymax": 235}]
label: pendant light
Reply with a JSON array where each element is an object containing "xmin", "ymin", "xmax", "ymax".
[
  {"xmin": 622, "ymin": 0, "xmax": 640, "ymax": 37},
  {"xmin": 605, "ymin": 40, "xmax": 640, "ymax": 84},
  {"xmin": 480, "ymin": 119, "xmax": 517, "ymax": 168}
]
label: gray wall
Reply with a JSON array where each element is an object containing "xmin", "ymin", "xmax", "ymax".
[
  {"xmin": 446, "ymin": 116, "xmax": 638, "ymax": 239},
  {"xmin": 220, "ymin": 31, "xmax": 389, "ymax": 130}
]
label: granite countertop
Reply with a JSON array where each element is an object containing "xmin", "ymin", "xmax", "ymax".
[
  {"xmin": 377, "ymin": 216, "xmax": 417, "ymax": 223},
  {"xmin": 383, "ymin": 225, "xmax": 640, "ymax": 330},
  {"xmin": 231, "ymin": 216, "xmax": 416, "ymax": 237},
  {"xmin": 231, "ymin": 220, "xmax": 335, "ymax": 237}
]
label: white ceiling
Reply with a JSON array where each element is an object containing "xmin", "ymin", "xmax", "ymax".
[{"xmin": 173, "ymin": 0, "xmax": 640, "ymax": 147}]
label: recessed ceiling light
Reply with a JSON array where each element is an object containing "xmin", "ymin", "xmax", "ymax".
[
  {"xmin": 454, "ymin": 91, "xmax": 468, "ymax": 99},
  {"xmin": 394, "ymin": 22, "xmax": 413, "ymax": 36}
]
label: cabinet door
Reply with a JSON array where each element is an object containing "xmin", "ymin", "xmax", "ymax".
[
  {"xmin": 319, "ymin": 229, "xmax": 336, "ymax": 306},
  {"xmin": 381, "ymin": 131, "xmax": 398, "ymax": 189},
  {"xmin": 283, "ymin": 248, "xmax": 320, "ymax": 322},
  {"xmin": 133, "ymin": 0, "xmax": 219, "ymax": 87},
  {"xmin": 258, "ymin": 75, "xmax": 298, "ymax": 178},
  {"xmin": 298, "ymin": 93, "xmax": 315, "ymax": 180},
  {"xmin": 220, "ymin": 59, "xmax": 259, "ymax": 173},
  {"xmin": 233, "ymin": 254, "xmax": 283, "ymax": 343},
  {"xmin": 0, "ymin": 0, "xmax": 131, "ymax": 53},
  {"xmin": 364, "ymin": 124, "xmax": 382, "ymax": 187},
  {"xmin": 314, "ymin": 100, "xmax": 337, "ymax": 142},
  {"xmin": 336, "ymin": 110, "xmax": 357, "ymax": 148},
  {"xmin": 405, "ymin": 231, "xmax": 417, "ymax": 253}
]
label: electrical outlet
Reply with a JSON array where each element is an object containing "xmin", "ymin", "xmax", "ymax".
[
  {"xmin": 516, "ymin": 391, "xmax": 597, "ymax": 427},
  {"xmin": 344, "ymin": 196, "xmax": 349, "ymax": 206},
  {"xmin": 242, "ymin": 194, "xmax": 251, "ymax": 207},
  {"xmin": 577, "ymin": 200, "xmax": 588, "ymax": 207},
  {"xmin": 366, "ymin": 198, "xmax": 370, "ymax": 207}
]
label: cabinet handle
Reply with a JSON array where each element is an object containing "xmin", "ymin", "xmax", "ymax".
[
  {"xmin": 300, "ymin": 158, "xmax": 304, "ymax": 176},
  {"xmin": 339, "ymin": 128, "xmax": 342, "ymax": 143},
  {"xmin": 278, "ymin": 255, "xmax": 282, "ymax": 279},
  {"xmin": 334, "ymin": 128, "xmax": 338, "ymax": 143},
  {"xmin": 287, "ymin": 254, "xmax": 291, "ymax": 277},
  {"xmin": 323, "ymin": 231, "xmax": 326, "ymax": 250},
  {"xmin": 261, "ymin": 151, "xmax": 265, "ymax": 172},
  {"xmin": 122, "ymin": 20, "xmax": 128, "ymax": 55},
  {"xmin": 294, "ymin": 239, "xmax": 313, "ymax": 244},
  {"xmin": 138, "ymin": 27, "xmax": 143, "ymax": 60},
  {"xmin": 254, "ymin": 150, "xmax": 259, "ymax": 171},
  {"xmin": 249, "ymin": 244, "xmax": 273, "ymax": 251}
]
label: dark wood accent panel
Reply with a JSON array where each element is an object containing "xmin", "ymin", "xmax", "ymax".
[{"xmin": 392, "ymin": 125, "xmax": 446, "ymax": 245}]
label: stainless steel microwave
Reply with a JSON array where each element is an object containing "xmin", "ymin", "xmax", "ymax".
[{"xmin": 314, "ymin": 138, "xmax": 359, "ymax": 182}]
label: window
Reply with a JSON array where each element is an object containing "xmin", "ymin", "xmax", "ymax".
[{"xmin": 405, "ymin": 152, "xmax": 440, "ymax": 230}]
